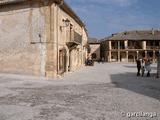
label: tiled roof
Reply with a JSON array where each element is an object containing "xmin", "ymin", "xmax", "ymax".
[
  {"xmin": 0, "ymin": 0, "xmax": 62, "ymax": 5},
  {"xmin": 88, "ymin": 38, "xmax": 101, "ymax": 44},
  {"xmin": 0, "ymin": 0, "xmax": 86, "ymax": 28},
  {"xmin": 0, "ymin": 0, "xmax": 26, "ymax": 5},
  {"xmin": 107, "ymin": 30, "xmax": 160, "ymax": 41}
]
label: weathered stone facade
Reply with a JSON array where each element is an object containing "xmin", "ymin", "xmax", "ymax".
[
  {"xmin": 0, "ymin": 0, "xmax": 88, "ymax": 77},
  {"xmin": 101, "ymin": 30, "xmax": 160, "ymax": 62},
  {"xmin": 88, "ymin": 38, "xmax": 101, "ymax": 61}
]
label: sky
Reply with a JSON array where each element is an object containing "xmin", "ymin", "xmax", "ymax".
[{"xmin": 65, "ymin": 0, "xmax": 160, "ymax": 39}]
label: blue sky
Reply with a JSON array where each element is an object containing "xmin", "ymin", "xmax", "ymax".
[{"xmin": 65, "ymin": 0, "xmax": 160, "ymax": 39}]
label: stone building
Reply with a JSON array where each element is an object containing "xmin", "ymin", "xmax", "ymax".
[
  {"xmin": 88, "ymin": 38, "xmax": 101, "ymax": 61},
  {"xmin": 101, "ymin": 30, "xmax": 160, "ymax": 62},
  {"xmin": 0, "ymin": 0, "xmax": 88, "ymax": 77}
]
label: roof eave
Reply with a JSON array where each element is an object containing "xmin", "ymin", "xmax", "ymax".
[{"xmin": 60, "ymin": 1, "xmax": 85, "ymax": 27}]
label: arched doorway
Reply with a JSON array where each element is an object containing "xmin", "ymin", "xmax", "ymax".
[
  {"xmin": 59, "ymin": 49, "xmax": 67, "ymax": 74},
  {"xmin": 91, "ymin": 53, "xmax": 97, "ymax": 60}
]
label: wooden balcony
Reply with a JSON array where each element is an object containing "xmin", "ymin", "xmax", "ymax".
[
  {"xmin": 146, "ymin": 46, "xmax": 160, "ymax": 50},
  {"xmin": 110, "ymin": 47, "xmax": 160, "ymax": 52},
  {"xmin": 67, "ymin": 30, "xmax": 82, "ymax": 45}
]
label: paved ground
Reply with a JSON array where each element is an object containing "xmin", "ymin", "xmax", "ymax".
[{"xmin": 0, "ymin": 63, "xmax": 160, "ymax": 120}]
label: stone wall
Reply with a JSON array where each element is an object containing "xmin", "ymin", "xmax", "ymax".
[
  {"xmin": 90, "ymin": 44, "xmax": 100, "ymax": 61},
  {"xmin": 56, "ymin": 5, "xmax": 88, "ymax": 73},
  {"xmin": 0, "ymin": 2, "xmax": 46, "ymax": 76},
  {"xmin": 0, "ymin": 1, "xmax": 88, "ymax": 77}
]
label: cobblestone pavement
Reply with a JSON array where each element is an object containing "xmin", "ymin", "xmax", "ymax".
[{"xmin": 0, "ymin": 63, "xmax": 160, "ymax": 120}]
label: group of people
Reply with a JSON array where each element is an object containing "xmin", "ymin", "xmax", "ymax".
[{"xmin": 136, "ymin": 58, "xmax": 152, "ymax": 77}]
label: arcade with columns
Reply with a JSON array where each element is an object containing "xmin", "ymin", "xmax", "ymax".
[{"xmin": 101, "ymin": 30, "xmax": 160, "ymax": 63}]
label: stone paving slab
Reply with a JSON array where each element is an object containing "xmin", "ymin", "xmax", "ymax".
[{"xmin": 0, "ymin": 63, "xmax": 160, "ymax": 120}]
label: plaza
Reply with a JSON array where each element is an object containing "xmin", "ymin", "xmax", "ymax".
[{"xmin": 0, "ymin": 63, "xmax": 159, "ymax": 120}]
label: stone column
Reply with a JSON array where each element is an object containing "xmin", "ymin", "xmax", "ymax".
[
  {"xmin": 65, "ymin": 47, "xmax": 69, "ymax": 73},
  {"xmin": 70, "ymin": 49, "xmax": 75, "ymax": 72},
  {"xmin": 70, "ymin": 50, "xmax": 73, "ymax": 71},
  {"xmin": 126, "ymin": 51, "xmax": 128, "ymax": 62},
  {"xmin": 142, "ymin": 41, "xmax": 147, "ymax": 50},
  {"xmin": 124, "ymin": 40, "xmax": 128, "ymax": 49},
  {"xmin": 153, "ymin": 51, "xmax": 156, "ymax": 62},
  {"xmin": 109, "ymin": 41, "xmax": 112, "ymax": 50},
  {"xmin": 45, "ymin": 4, "xmax": 58, "ymax": 77},
  {"xmin": 108, "ymin": 51, "xmax": 111, "ymax": 62},
  {"xmin": 118, "ymin": 41, "xmax": 120, "ymax": 50},
  {"xmin": 137, "ymin": 51, "xmax": 139, "ymax": 59},
  {"xmin": 108, "ymin": 41, "xmax": 112, "ymax": 62},
  {"xmin": 118, "ymin": 51, "xmax": 120, "ymax": 62},
  {"xmin": 118, "ymin": 41, "xmax": 121, "ymax": 62}
]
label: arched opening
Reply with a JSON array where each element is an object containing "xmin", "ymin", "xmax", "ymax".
[
  {"xmin": 59, "ymin": 49, "xmax": 67, "ymax": 74},
  {"xmin": 148, "ymin": 51, "xmax": 153, "ymax": 58},
  {"xmin": 92, "ymin": 53, "xmax": 97, "ymax": 59},
  {"xmin": 128, "ymin": 55, "xmax": 134, "ymax": 62}
]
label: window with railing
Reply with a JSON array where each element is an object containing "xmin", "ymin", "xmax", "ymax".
[
  {"xmin": 111, "ymin": 41, "xmax": 125, "ymax": 49},
  {"xmin": 120, "ymin": 41, "xmax": 125, "ymax": 49},
  {"xmin": 146, "ymin": 41, "xmax": 154, "ymax": 49},
  {"xmin": 73, "ymin": 31, "xmax": 82, "ymax": 44},
  {"xmin": 67, "ymin": 30, "xmax": 82, "ymax": 44},
  {"xmin": 111, "ymin": 42, "xmax": 118, "ymax": 49},
  {"xmin": 128, "ymin": 41, "xmax": 142, "ymax": 49},
  {"xmin": 146, "ymin": 41, "xmax": 160, "ymax": 49}
]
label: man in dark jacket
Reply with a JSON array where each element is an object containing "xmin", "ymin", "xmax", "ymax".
[{"xmin": 136, "ymin": 59, "xmax": 141, "ymax": 76}]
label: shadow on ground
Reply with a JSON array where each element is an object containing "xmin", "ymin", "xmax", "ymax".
[
  {"xmin": 123, "ymin": 65, "xmax": 157, "ymax": 70},
  {"xmin": 110, "ymin": 70, "xmax": 160, "ymax": 101}
]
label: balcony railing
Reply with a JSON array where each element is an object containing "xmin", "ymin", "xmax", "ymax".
[
  {"xmin": 70, "ymin": 30, "xmax": 82, "ymax": 45},
  {"xmin": 110, "ymin": 46, "xmax": 160, "ymax": 50},
  {"xmin": 127, "ymin": 46, "xmax": 143, "ymax": 49},
  {"xmin": 111, "ymin": 46, "xmax": 125, "ymax": 49},
  {"xmin": 146, "ymin": 46, "xmax": 160, "ymax": 49}
]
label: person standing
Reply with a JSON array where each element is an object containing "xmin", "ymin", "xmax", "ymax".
[
  {"xmin": 101, "ymin": 57, "xmax": 105, "ymax": 64},
  {"xmin": 141, "ymin": 59, "xmax": 145, "ymax": 77},
  {"xmin": 157, "ymin": 51, "xmax": 160, "ymax": 78},
  {"xmin": 136, "ymin": 58, "xmax": 141, "ymax": 76},
  {"xmin": 145, "ymin": 59, "xmax": 152, "ymax": 77}
]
